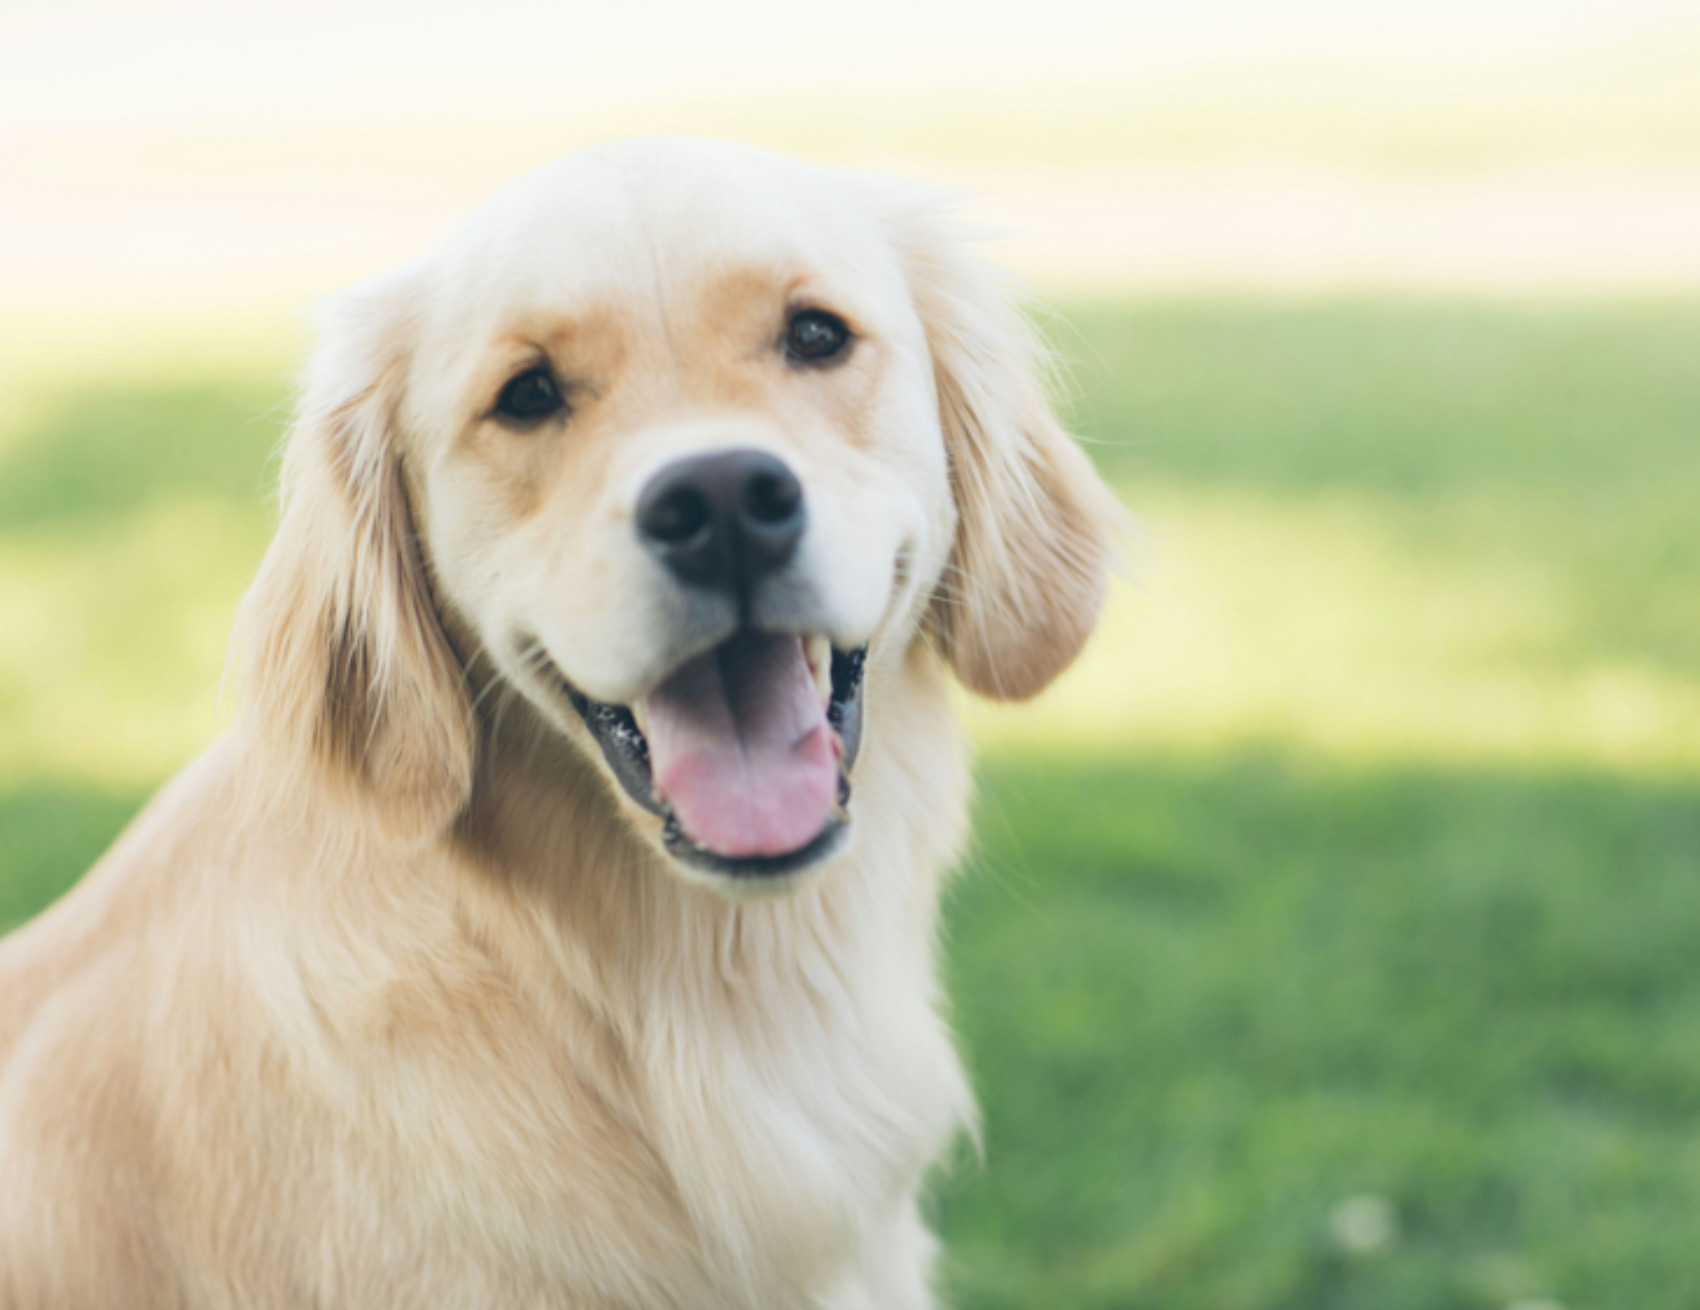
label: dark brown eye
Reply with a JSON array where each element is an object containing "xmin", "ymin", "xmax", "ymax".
[
  {"xmin": 784, "ymin": 310, "xmax": 851, "ymax": 365},
  {"xmin": 494, "ymin": 367, "xmax": 565, "ymax": 423}
]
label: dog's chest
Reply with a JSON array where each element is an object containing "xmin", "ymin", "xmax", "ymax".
[
  {"xmin": 598, "ymin": 976, "xmax": 970, "ymax": 1305},
  {"xmin": 658, "ymin": 986, "xmax": 966, "ymax": 1260},
  {"xmin": 335, "ymin": 942, "xmax": 971, "ymax": 1307}
]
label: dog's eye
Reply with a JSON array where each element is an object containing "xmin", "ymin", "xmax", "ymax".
[
  {"xmin": 494, "ymin": 367, "xmax": 566, "ymax": 423},
  {"xmin": 784, "ymin": 310, "xmax": 852, "ymax": 365}
]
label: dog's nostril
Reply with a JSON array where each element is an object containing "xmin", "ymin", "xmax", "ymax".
[
  {"xmin": 643, "ymin": 487, "xmax": 712, "ymax": 544},
  {"xmin": 743, "ymin": 471, "xmax": 800, "ymax": 526}
]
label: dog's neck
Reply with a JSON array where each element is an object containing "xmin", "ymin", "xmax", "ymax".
[{"xmin": 228, "ymin": 643, "xmax": 977, "ymax": 1299}]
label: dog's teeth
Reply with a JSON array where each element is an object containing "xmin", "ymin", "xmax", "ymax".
[
  {"xmin": 632, "ymin": 699, "xmax": 649, "ymax": 737},
  {"xmin": 806, "ymin": 635, "xmax": 832, "ymax": 706}
]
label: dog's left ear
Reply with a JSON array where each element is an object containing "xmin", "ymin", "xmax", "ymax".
[
  {"xmin": 234, "ymin": 270, "xmax": 476, "ymax": 841},
  {"xmin": 886, "ymin": 202, "xmax": 1124, "ymax": 701}
]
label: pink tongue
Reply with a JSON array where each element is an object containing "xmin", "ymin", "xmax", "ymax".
[{"xmin": 641, "ymin": 632, "xmax": 838, "ymax": 859}]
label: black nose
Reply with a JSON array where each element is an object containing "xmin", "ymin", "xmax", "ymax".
[{"xmin": 635, "ymin": 449, "xmax": 806, "ymax": 594}]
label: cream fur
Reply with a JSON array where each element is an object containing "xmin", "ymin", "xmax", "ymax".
[{"xmin": 0, "ymin": 139, "xmax": 1119, "ymax": 1308}]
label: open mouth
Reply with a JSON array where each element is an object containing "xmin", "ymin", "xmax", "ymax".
[{"xmin": 554, "ymin": 633, "xmax": 867, "ymax": 879}]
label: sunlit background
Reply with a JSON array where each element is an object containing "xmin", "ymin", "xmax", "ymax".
[{"xmin": 4, "ymin": 1, "xmax": 1699, "ymax": 1304}]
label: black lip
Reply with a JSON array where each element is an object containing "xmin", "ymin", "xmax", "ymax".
[
  {"xmin": 567, "ymin": 695, "xmax": 664, "ymax": 817},
  {"xmin": 553, "ymin": 638, "xmax": 868, "ymax": 878}
]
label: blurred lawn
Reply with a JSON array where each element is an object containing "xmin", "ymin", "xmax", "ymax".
[{"xmin": 2, "ymin": 301, "xmax": 1698, "ymax": 1306}]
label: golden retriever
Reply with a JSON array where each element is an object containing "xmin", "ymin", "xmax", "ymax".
[{"xmin": 0, "ymin": 138, "xmax": 1119, "ymax": 1308}]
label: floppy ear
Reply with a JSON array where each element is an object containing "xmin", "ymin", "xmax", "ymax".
[
  {"xmin": 892, "ymin": 206, "xmax": 1123, "ymax": 701},
  {"xmin": 235, "ymin": 273, "xmax": 475, "ymax": 840}
]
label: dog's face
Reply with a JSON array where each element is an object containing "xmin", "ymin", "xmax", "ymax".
[
  {"xmin": 403, "ymin": 147, "xmax": 951, "ymax": 883},
  {"xmin": 240, "ymin": 139, "xmax": 1118, "ymax": 895}
]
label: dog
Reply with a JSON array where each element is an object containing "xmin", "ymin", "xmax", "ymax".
[{"xmin": 0, "ymin": 138, "xmax": 1120, "ymax": 1308}]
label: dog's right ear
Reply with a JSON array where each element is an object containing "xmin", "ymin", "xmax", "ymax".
[{"xmin": 235, "ymin": 271, "xmax": 475, "ymax": 842}]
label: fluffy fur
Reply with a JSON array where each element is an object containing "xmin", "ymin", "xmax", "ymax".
[{"xmin": 0, "ymin": 139, "xmax": 1120, "ymax": 1308}]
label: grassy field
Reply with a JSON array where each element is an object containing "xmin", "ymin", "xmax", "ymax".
[{"xmin": 2, "ymin": 301, "xmax": 1697, "ymax": 1306}]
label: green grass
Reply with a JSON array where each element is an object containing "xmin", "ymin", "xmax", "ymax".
[
  {"xmin": 1059, "ymin": 301, "xmax": 1700, "ymax": 499},
  {"xmin": 936, "ymin": 755, "xmax": 1700, "ymax": 1309},
  {"xmin": 2, "ymin": 300, "xmax": 1698, "ymax": 1305},
  {"xmin": 1058, "ymin": 301, "xmax": 1700, "ymax": 680},
  {"xmin": 0, "ymin": 781, "xmax": 146, "ymax": 929}
]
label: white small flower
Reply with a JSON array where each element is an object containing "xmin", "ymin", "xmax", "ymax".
[{"xmin": 1328, "ymin": 1194, "xmax": 1398, "ymax": 1255}]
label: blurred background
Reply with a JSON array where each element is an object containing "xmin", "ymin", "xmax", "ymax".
[{"xmin": 3, "ymin": 1, "xmax": 1699, "ymax": 1305}]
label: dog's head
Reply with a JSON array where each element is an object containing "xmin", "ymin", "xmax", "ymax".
[{"xmin": 239, "ymin": 139, "xmax": 1119, "ymax": 893}]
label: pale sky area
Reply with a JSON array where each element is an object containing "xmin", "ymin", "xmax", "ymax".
[
  {"xmin": 2, "ymin": 0, "xmax": 1694, "ymax": 128},
  {"xmin": 4, "ymin": 0, "xmax": 1699, "ymax": 315}
]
